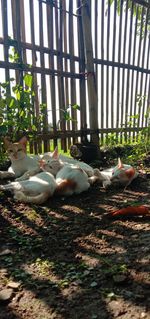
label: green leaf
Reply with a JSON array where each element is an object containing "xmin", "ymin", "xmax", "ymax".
[
  {"xmin": 24, "ymin": 74, "xmax": 33, "ymax": 88},
  {"xmin": 31, "ymin": 125, "xmax": 37, "ymax": 131},
  {"xmin": 16, "ymin": 90, "xmax": 21, "ymax": 101},
  {"xmin": 72, "ymin": 104, "xmax": 80, "ymax": 110},
  {"xmin": 6, "ymin": 96, "xmax": 16, "ymax": 108}
]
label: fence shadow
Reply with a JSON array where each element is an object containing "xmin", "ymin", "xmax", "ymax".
[{"xmin": 0, "ymin": 183, "xmax": 150, "ymax": 318}]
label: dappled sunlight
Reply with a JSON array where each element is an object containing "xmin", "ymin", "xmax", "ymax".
[
  {"xmin": 0, "ymin": 181, "xmax": 150, "ymax": 318},
  {"xmin": 61, "ymin": 204, "xmax": 84, "ymax": 214}
]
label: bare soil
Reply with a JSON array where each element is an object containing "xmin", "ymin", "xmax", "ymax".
[{"xmin": 0, "ymin": 172, "xmax": 150, "ymax": 319}]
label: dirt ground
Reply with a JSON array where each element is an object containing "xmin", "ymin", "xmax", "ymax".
[{"xmin": 0, "ymin": 171, "xmax": 150, "ymax": 319}]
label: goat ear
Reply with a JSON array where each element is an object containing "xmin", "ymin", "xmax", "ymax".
[
  {"xmin": 19, "ymin": 136, "xmax": 27, "ymax": 147},
  {"xmin": 52, "ymin": 146, "xmax": 59, "ymax": 159},
  {"xmin": 125, "ymin": 167, "xmax": 135, "ymax": 180},
  {"xmin": 3, "ymin": 137, "xmax": 11, "ymax": 149},
  {"xmin": 118, "ymin": 158, "xmax": 124, "ymax": 169}
]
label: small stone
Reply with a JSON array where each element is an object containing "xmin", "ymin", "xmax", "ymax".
[
  {"xmin": 7, "ymin": 281, "xmax": 21, "ymax": 289},
  {"xmin": 0, "ymin": 268, "xmax": 8, "ymax": 276},
  {"xmin": 0, "ymin": 249, "xmax": 13, "ymax": 256},
  {"xmin": 0, "ymin": 288, "xmax": 13, "ymax": 303}
]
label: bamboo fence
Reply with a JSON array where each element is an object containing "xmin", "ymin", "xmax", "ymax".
[{"xmin": 0, "ymin": 0, "xmax": 149, "ymax": 153}]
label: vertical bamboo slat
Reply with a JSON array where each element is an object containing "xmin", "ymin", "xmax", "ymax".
[
  {"xmin": 46, "ymin": 0, "xmax": 57, "ymax": 150},
  {"xmin": 77, "ymin": 0, "xmax": 87, "ymax": 142},
  {"xmin": 142, "ymin": 34, "xmax": 150, "ymax": 127},
  {"xmin": 55, "ymin": 2, "xmax": 66, "ymax": 151},
  {"xmin": 1, "ymin": 0, "xmax": 9, "ymax": 82},
  {"xmin": 2, "ymin": 0, "xmax": 11, "ymax": 135},
  {"xmin": 69, "ymin": 0, "xmax": 77, "ymax": 145},
  {"xmin": 116, "ymin": 0, "xmax": 123, "ymax": 143},
  {"xmin": 100, "ymin": 0, "xmax": 104, "ymax": 144},
  {"xmin": 20, "ymin": 0, "xmax": 34, "ymax": 153},
  {"xmin": 121, "ymin": 0, "xmax": 128, "ymax": 142},
  {"xmin": 62, "ymin": 0, "xmax": 71, "ymax": 148},
  {"xmin": 111, "ymin": 0, "xmax": 117, "ymax": 134},
  {"xmin": 138, "ymin": 7, "xmax": 149, "ymax": 129},
  {"xmin": 106, "ymin": 0, "xmax": 110, "ymax": 137},
  {"xmin": 39, "ymin": 0, "xmax": 49, "ymax": 152},
  {"xmin": 29, "ymin": 0, "xmax": 41, "ymax": 153},
  {"xmin": 11, "ymin": 0, "xmax": 23, "ymax": 85},
  {"xmin": 20, "ymin": 0, "xmax": 26, "ymax": 64},
  {"xmin": 133, "ymin": 6, "xmax": 144, "ymax": 141},
  {"xmin": 94, "ymin": 0, "xmax": 98, "ymax": 79},
  {"xmin": 125, "ymin": 1, "xmax": 134, "ymax": 141},
  {"xmin": 81, "ymin": 0, "xmax": 99, "ymax": 146},
  {"xmin": 130, "ymin": 4, "xmax": 138, "ymax": 140},
  {"xmin": 59, "ymin": 1, "xmax": 67, "ymax": 151}
]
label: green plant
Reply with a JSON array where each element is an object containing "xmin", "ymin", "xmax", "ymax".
[
  {"xmin": 109, "ymin": 0, "xmax": 150, "ymax": 35},
  {"xmin": 56, "ymin": 103, "xmax": 80, "ymax": 129},
  {"xmin": 0, "ymin": 73, "xmax": 35, "ymax": 138}
]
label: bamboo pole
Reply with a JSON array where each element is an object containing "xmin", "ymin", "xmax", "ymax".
[
  {"xmin": 138, "ymin": 7, "xmax": 149, "ymax": 129},
  {"xmin": 46, "ymin": 0, "xmax": 57, "ymax": 150},
  {"xmin": 77, "ymin": 0, "xmax": 87, "ymax": 143},
  {"xmin": 125, "ymin": 0, "xmax": 134, "ymax": 142},
  {"xmin": 106, "ymin": 0, "xmax": 110, "ymax": 141},
  {"xmin": 29, "ymin": 0, "xmax": 41, "ymax": 153},
  {"xmin": 1, "ymin": 0, "xmax": 11, "ymax": 134},
  {"xmin": 130, "ymin": 4, "xmax": 138, "ymax": 141},
  {"xmin": 100, "ymin": 0, "xmax": 104, "ymax": 144},
  {"xmin": 120, "ymin": 0, "xmax": 128, "ymax": 142},
  {"xmin": 69, "ymin": 0, "xmax": 77, "ymax": 145},
  {"xmin": 80, "ymin": 0, "xmax": 99, "ymax": 147},
  {"xmin": 133, "ymin": 6, "xmax": 144, "ymax": 141},
  {"xmin": 111, "ymin": 0, "xmax": 117, "ymax": 134},
  {"xmin": 142, "ymin": 32, "xmax": 150, "ymax": 128},
  {"xmin": 62, "ymin": 0, "xmax": 70, "ymax": 148},
  {"xmin": 39, "ymin": 0, "xmax": 49, "ymax": 152},
  {"xmin": 116, "ymin": 0, "xmax": 123, "ymax": 143},
  {"xmin": 55, "ymin": 2, "xmax": 66, "ymax": 151}
]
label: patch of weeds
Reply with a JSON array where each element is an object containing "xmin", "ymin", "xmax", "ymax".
[
  {"xmin": 94, "ymin": 257, "xmax": 128, "ymax": 277},
  {"xmin": 7, "ymin": 227, "xmax": 43, "ymax": 250},
  {"xmin": 11, "ymin": 269, "xmax": 38, "ymax": 288},
  {"xmin": 1, "ymin": 252, "xmax": 25, "ymax": 269},
  {"xmin": 11, "ymin": 269, "xmax": 29, "ymax": 280},
  {"xmin": 1, "ymin": 255, "xmax": 15, "ymax": 268},
  {"xmin": 26, "ymin": 210, "xmax": 40, "ymax": 221},
  {"xmin": 102, "ymin": 261, "xmax": 128, "ymax": 277},
  {"xmin": 53, "ymin": 262, "xmax": 96, "ymax": 287},
  {"xmin": 35, "ymin": 258, "xmax": 55, "ymax": 276}
]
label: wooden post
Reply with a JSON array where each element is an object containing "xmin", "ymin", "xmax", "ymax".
[{"xmin": 81, "ymin": 0, "xmax": 99, "ymax": 147}]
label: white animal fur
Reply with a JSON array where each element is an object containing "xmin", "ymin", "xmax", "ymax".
[
  {"xmin": 40, "ymin": 153, "xmax": 93, "ymax": 196},
  {"xmin": 0, "ymin": 136, "xmax": 40, "ymax": 179},
  {"xmin": 0, "ymin": 172, "xmax": 57, "ymax": 204},
  {"xmin": 97, "ymin": 158, "xmax": 138, "ymax": 188}
]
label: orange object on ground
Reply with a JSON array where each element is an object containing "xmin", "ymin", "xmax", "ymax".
[{"xmin": 110, "ymin": 205, "xmax": 149, "ymax": 217}]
